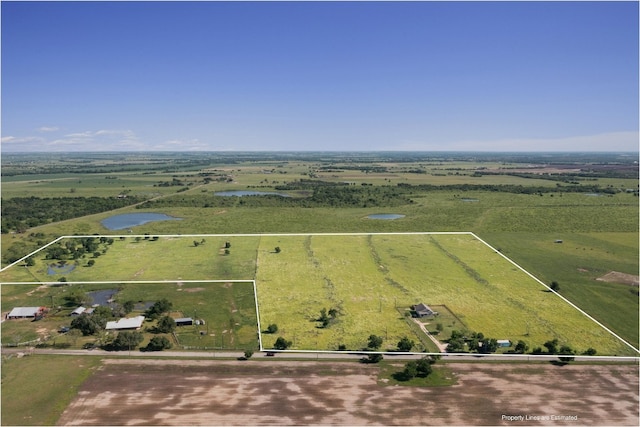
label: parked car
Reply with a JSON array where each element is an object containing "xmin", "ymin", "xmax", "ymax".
[{"xmin": 58, "ymin": 326, "xmax": 70, "ymax": 333}]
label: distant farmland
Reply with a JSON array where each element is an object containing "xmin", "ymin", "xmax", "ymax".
[{"xmin": 0, "ymin": 233, "xmax": 635, "ymax": 356}]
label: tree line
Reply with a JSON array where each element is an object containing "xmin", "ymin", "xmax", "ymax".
[{"xmin": 1, "ymin": 196, "xmax": 141, "ymax": 233}]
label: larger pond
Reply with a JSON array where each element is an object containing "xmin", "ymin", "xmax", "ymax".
[
  {"xmin": 101, "ymin": 213, "xmax": 182, "ymax": 230},
  {"xmin": 214, "ymin": 190, "xmax": 290, "ymax": 197}
]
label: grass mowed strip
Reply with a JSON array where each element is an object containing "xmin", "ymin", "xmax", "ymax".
[{"xmin": 1, "ymin": 354, "xmax": 101, "ymax": 426}]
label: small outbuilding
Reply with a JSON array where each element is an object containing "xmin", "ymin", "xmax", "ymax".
[
  {"xmin": 497, "ymin": 340, "xmax": 511, "ymax": 348},
  {"xmin": 71, "ymin": 307, "xmax": 86, "ymax": 316},
  {"xmin": 175, "ymin": 317, "xmax": 194, "ymax": 326}
]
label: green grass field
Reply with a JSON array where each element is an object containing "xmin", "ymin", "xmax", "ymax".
[
  {"xmin": 255, "ymin": 233, "xmax": 634, "ymax": 355},
  {"xmin": 1, "ymin": 354, "xmax": 102, "ymax": 426},
  {"xmin": 3, "ymin": 233, "xmax": 632, "ymax": 355}
]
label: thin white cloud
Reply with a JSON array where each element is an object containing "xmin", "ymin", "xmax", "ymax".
[
  {"xmin": 37, "ymin": 126, "xmax": 59, "ymax": 132},
  {"xmin": 1, "ymin": 135, "xmax": 47, "ymax": 148},
  {"xmin": 2, "ymin": 129, "xmax": 145, "ymax": 152}
]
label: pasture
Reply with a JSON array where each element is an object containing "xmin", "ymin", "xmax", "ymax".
[
  {"xmin": 1, "ymin": 233, "xmax": 634, "ymax": 356},
  {"xmin": 255, "ymin": 233, "xmax": 634, "ymax": 355}
]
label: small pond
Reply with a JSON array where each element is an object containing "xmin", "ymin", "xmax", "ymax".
[
  {"xmin": 101, "ymin": 213, "xmax": 182, "ymax": 230},
  {"xmin": 86, "ymin": 289, "xmax": 119, "ymax": 307},
  {"xmin": 47, "ymin": 263, "xmax": 76, "ymax": 275},
  {"xmin": 367, "ymin": 214, "xmax": 405, "ymax": 220},
  {"xmin": 214, "ymin": 190, "xmax": 290, "ymax": 197}
]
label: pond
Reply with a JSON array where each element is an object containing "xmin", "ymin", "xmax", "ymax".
[
  {"xmin": 214, "ymin": 190, "xmax": 290, "ymax": 197},
  {"xmin": 47, "ymin": 263, "xmax": 76, "ymax": 275},
  {"xmin": 367, "ymin": 214, "xmax": 405, "ymax": 220},
  {"xmin": 86, "ymin": 289, "xmax": 119, "ymax": 307},
  {"xmin": 101, "ymin": 213, "xmax": 182, "ymax": 230}
]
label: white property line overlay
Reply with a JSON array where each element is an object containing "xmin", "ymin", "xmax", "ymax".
[{"xmin": 1, "ymin": 232, "xmax": 638, "ymax": 356}]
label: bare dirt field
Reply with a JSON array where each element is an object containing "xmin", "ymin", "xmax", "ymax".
[
  {"xmin": 596, "ymin": 271, "xmax": 640, "ymax": 286},
  {"xmin": 56, "ymin": 359, "xmax": 639, "ymax": 426}
]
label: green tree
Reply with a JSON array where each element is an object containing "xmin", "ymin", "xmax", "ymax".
[
  {"xmin": 364, "ymin": 353, "xmax": 383, "ymax": 363},
  {"xmin": 266, "ymin": 323, "xmax": 278, "ymax": 334},
  {"xmin": 558, "ymin": 345, "xmax": 575, "ymax": 362},
  {"xmin": 112, "ymin": 331, "xmax": 144, "ymax": 350},
  {"xmin": 543, "ymin": 338, "xmax": 559, "ymax": 354},
  {"xmin": 367, "ymin": 334, "xmax": 383, "ymax": 350},
  {"xmin": 273, "ymin": 336, "xmax": 292, "ymax": 350},
  {"xmin": 447, "ymin": 331, "xmax": 466, "ymax": 353},
  {"xmin": 144, "ymin": 336, "xmax": 172, "ymax": 351},
  {"xmin": 122, "ymin": 300, "xmax": 135, "ymax": 314},
  {"xmin": 479, "ymin": 338, "xmax": 499, "ymax": 354},
  {"xmin": 274, "ymin": 246, "xmax": 281, "ymax": 253},
  {"xmin": 70, "ymin": 313, "xmax": 102, "ymax": 336},
  {"xmin": 397, "ymin": 336, "xmax": 415, "ymax": 352},
  {"xmin": 416, "ymin": 356, "xmax": 434, "ymax": 377},
  {"xmin": 582, "ymin": 347, "xmax": 597, "ymax": 356},
  {"xmin": 156, "ymin": 315, "xmax": 176, "ymax": 333},
  {"xmin": 550, "ymin": 281, "xmax": 560, "ymax": 292},
  {"xmin": 244, "ymin": 349, "xmax": 254, "ymax": 359},
  {"xmin": 514, "ymin": 340, "xmax": 529, "ymax": 354},
  {"xmin": 402, "ymin": 361, "xmax": 418, "ymax": 380},
  {"xmin": 146, "ymin": 298, "xmax": 173, "ymax": 319}
]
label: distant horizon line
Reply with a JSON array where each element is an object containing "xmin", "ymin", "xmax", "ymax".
[{"xmin": 2, "ymin": 150, "xmax": 638, "ymax": 155}]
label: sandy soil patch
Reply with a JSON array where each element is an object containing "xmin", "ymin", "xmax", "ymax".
[
  {"xmin": 183, "ymin": 287, "xmax": 205, "ymax": 293},
  {"xmin": 597, "ymin": 271, "xmax": 639, "ymax": 286},
  {"xmin": 57, "ymin": 360, "xmax": 638, "ymax": 426}
]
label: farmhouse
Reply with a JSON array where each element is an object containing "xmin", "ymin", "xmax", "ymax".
[
  {"xmin": 6, "ymin": 307, "xmax": 46, "ymax": 319},
  {"xmin": 412, "ymin": 303, "xmax": 436, "ymax": 317},
  {"xmin": 175, "ymin": 317, "xmax": 193, "ymax": 326},
  {"xmin": 105, "ymin": 315, "xmax": 145, "ymax": 331}
]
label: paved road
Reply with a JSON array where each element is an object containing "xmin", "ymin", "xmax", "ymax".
[{"xmin": 3, "ymin": 347, "xmax": 637, "ymax": 363}]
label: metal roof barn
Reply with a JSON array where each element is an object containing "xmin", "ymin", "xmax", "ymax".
[
  {"xmin": 105, "ymin": 316, "xmax": 145, "ymax": 330},
  {"xmin": 6, "ymin": 307, "xmax": 42, "ymax": 318}
]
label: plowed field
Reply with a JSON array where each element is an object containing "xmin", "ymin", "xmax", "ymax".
[{"xmin": 56, "ymin": 359, "xmax": 639, "ymax": 426}]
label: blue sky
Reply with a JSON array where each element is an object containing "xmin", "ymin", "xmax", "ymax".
[{"xmin": 2, "ymin": 1, "xmax": 638, "ymax": 152}]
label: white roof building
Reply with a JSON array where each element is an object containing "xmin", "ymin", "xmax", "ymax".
[
  {"xmin": 106, "ymin": 315, "xmax": 145, "ymax": 330},
  {"xmin": 71, "ymin": 307, "xmax": 86, "ymax": 316},
  {"xmin": 7, "ymin": 307, "xmax": 43, "ymax": 318}
]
